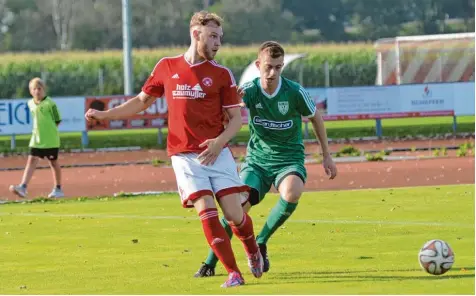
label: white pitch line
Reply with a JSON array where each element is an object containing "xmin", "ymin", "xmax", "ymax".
[{"xmin": 0, "ymin": 212, "xmax": 473, "ymax": 228}]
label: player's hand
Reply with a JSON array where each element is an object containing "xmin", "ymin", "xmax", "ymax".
[
  {"xmin": 198, "ymin": 138, "xmax": 223, "ymax": 166},
  {"xmin": 237, "ymin": 87, "xmax": 246, "ymax": 99},
  {"xmin": 85, "ymin": 108, "xmax": 107, "ymax": 121},
  {"xmin": 322, "ymin": 154, "xmax": 337, "ymax": 180}
]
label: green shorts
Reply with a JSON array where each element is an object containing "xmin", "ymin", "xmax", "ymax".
[{"xmin": 239, "ymin": 161, "xmax": 307, "ymax": 206}]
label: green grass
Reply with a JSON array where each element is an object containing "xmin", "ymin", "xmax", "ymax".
[
  {"xmin": 0, "ymin": 185, "xmax": 474, "ymax": 294},
  {"xmin": 1, "ymin": 116, "xmax": 474, "ymax": 152}
]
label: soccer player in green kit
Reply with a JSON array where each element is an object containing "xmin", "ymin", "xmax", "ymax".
[{"xmin": 195, "ymin": 41, "xmax": 337, "ymax": 277}]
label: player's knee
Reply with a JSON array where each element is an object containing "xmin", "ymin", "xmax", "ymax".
[
  {"xmin": 28, "ymin": 155, "xmax": 39, "ymax": 163},
  {"xmin": 282, "ymin": 189, "xmax": 302, "ymax": 203},
  {"xmin": 192, "ymin": 195, "xmax": 217, "ymax": 213},
  {"xmin": 223, "ymin": 209, "xmax": 243, "ymax": 225}
]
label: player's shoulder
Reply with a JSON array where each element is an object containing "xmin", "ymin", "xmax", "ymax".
[
  {"xmin": 281, "ymin": 77, "xmax": 305, "ymax": 93},
  {"xmin": 208, "ymin": 60, "xmax": 236, "ymax": 85},
  {"xmin": 157, "ymin": 54, "xmax": 183, "ymax": 64},
  {"xmin": 42, "ymin": 96, "xmax": 55, "ymax": 106},
  {"xmin": 152, "ymin": 54, "xmax": 183, "ymax": 72},
  {"xmin": 240, "ymin": 77, "xmax": 259, "ymax": 91},
  {"xmin": 208, "ymin": 60, "xmax": 232, "ymax": 72}
]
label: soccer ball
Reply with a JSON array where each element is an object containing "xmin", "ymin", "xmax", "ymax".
[{"xmin": 418, "ymin": 239, "xmax": 455, "ymax": 275}]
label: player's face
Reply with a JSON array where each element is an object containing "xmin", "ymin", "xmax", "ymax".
[
  {"xmin": 29, "ymin": 85, "xmax": 45, "ymax": 99},
  {"xmin": 196, "ymin": 24, "xmax": 223, "ymax": 60},
  {"xmin": 256, "ymin": 53, "xmax": 284, "ymax": 87}
]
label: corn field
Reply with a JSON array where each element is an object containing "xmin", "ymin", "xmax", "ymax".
[{"xmin": 0, "ymin": 43, "xmax": 377, "ymax": 98}]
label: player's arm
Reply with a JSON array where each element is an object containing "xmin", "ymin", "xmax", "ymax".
[
  {"xmin": 85, "ymin": 92, "xmax": 156, "ymax": 121},
  {"xmin": 297, "ymin": 86, "xmax": 337, "ymax": 179},
  {"xmin": 199, "ymin": 106, "xmax": 242, "ymax": 165},
  {"xmin": 86, "ymin": 59, "xmax": 165, "ymax": 122},
  {"xmin": 51, "ymin": 101, "xmax": 62, "ymax": 126},
  {"xmin": 218, "ymin": 106, "xmax": 242, "ymax": 146},
  {"xmin": 308, "ymin": 111, "xmax": 330, "ymax": 156},
  {"xmin": 309, "ymin": 111, "xmax": 337, "ymax": 179},
  {"xmin": 198, "ymin": 69, "xmax": 242, "ymax": 165},
  {"xmin": 238, "ymin": 81, "xmax": 254, "ymax": 108}
]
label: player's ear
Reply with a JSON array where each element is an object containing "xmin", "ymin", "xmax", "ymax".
[{"xmin": 192, "ymin": 28, "xmax": 201, "ymax": 41}]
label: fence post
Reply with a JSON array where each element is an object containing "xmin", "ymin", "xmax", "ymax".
[
  {"xmin": 375, "ymin": 119, "xmax": 383, "ymax": 138},
  {"xmin": 303, "ymin": 122, "xmax": 310, "ymax": 139},
  {"xmin": 299, "ymin": 61, "xmax": 304, "ymax": 86},
  {"xmin": 81, "ymin": 131, "xmax": 89, "ymax": 147},
  {"xmin": 157, "ymin": 128, "xmax": 163, "ymax": 145},
  {"xmin": 98, "ymin": 67, "xmax": 105, "ymax": 95},
  {"xmin": 324, "ymin": 61, "xmax": 330, "ymax": 87},
  {"xmin": 41, "ymin": 68, "xmax": 48, "ymax": 83},
  {"xmin": 452, "ymin": 116, "xmax": 458, "ymax": 135},
  {"xmin": 10, "ymin": 134, "xmax": 16, "ymax": 150}
]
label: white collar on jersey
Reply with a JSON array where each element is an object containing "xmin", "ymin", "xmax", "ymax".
[
  {"xmin": 259, "ymin": 76, "xmax": 282, "ymax": 99},
  {"xmin": 183, "ymin": 54, "xmax": 209, "ymax": 67}
]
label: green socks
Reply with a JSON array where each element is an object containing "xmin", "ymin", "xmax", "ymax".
[
  {"xmin": 203, "ymin": 197, "xmax": 298, "ymax": 268},
  {"xmin": 256, "ymin": 197, "xmax": 297, "ymax": 245}
]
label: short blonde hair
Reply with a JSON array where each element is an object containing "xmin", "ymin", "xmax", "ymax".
[
  {"xmin": 29, "ymin": 77, "xmax": 46, "ymax": 89},
  {"xmin": 190, "ymin": 10, "xmax": 223, "ymax": 28}
]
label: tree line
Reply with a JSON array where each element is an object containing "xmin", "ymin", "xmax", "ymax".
[{"xmin": 0, "ymin": 0, "xmax": 474, "ymax": 52}]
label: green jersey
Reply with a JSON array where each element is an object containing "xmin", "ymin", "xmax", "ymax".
[
  {"xmin": 241, "ymin": 77, "xmax": 316, "ymax": 165},
  {"xmin": 28, "ymin": 96, "xmax": 61, "ymax": 148}
]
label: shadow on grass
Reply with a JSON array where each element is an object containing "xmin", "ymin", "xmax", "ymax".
[{"xmin": 267, "ymin": 267, "xmax": 475, "ymax": 283}]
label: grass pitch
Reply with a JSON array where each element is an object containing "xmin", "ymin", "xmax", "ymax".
[{"xmin": 0, "ymin": 185, "xmax": 474, "ymax": 294}]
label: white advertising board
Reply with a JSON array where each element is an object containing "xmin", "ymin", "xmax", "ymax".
[
  {"xmin": 453, "ymin": 82, "xmax": 475, "ymax": 116},
  {"xmin": 326, "ymin": 85, "xmax": 400, "ymax": 116},
  {"xmin": 0, "ymin": 97, "xmax": 86, "ymax": 135}
]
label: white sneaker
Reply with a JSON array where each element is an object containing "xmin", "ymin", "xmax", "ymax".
[
  {"xmin": 9, "ymin": 185, "xmax": 27, "ymax": 198},
  {"xmin": 48, "ymin": 188, "xmax": 64, "ymax": 198}
]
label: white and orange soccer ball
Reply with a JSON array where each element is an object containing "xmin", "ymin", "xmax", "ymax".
[{"xmin": 418, "ymin": 239, "xmax": 455, "ymax": 275}]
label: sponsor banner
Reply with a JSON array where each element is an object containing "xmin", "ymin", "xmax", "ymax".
[
  {"xmin": 326, "ymin": 85, "xmax": 400, "ymax": 115},
  {"xmin": 2, "ymin": 82, "xmax": 471, "ymax": 134},
  {"xmin": 0, "ymin": 97, "xmax": 86, "ymax": 135},
  {"xmin": 453, "ymin": 82, "xmax": 475, "ymax": 116},
  {"xmin": 85, "ymin": 96, "xmax": 168, "ymax": 130},
  {"xmin": 321, "ymin": 110, "xmax": 454, "ymax": 121},
  {"xmin": 399, "ymin": 83, "xmax": 454, "ymax": 113},
  {"xmin": 307, "ymin": 88, "xmax": 329, "ymax": 115}
]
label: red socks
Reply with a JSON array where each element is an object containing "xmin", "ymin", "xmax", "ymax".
[
  {"xmin": 230, "ymin": 212, "xmax": 259, "ymax": 255},
  {"xmin": 199, "ymin": 209, "xmax": 240, "ymax": 274}
]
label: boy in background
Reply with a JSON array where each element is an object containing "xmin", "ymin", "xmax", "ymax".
[{"xmin": 9, "ymin": 78, "xmax": 64, "ymax": 199}]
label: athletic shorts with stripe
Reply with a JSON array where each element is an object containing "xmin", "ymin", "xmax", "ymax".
[
  {"xmin": 171, "ymin": 147, "xmax": 250, "ymax": 208},
  {"xmin": 240, "ymin": 160, "xmax": 307, "ymax": 206}
]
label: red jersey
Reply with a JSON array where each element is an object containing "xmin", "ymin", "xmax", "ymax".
[{"xmin": 142, "ymin": 55, "xmax": 240, "ymax": 156}]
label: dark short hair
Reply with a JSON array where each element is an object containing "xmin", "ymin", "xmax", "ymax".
[{"xmin": 258, "ymin": 41, "xmax": 285, "ymax": 58}]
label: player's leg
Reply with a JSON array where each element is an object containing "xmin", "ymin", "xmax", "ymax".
[
  {"xmin": 197, "ymin": 161, "xmax": 270, "ymax": 277},
  {"xmin": 171, "ymin": 152, "xmax": 244, "ymax": 287},
  {"xmin": 46, "ymin": 149, "xmax": 64, "ymax": 198},
  {"xmin": 197, "ymin": 201, "xmax": 251, "ymax": 277},
  {"xmin": 209, "ymin": 148, "xmax": 264, "ymax": 279},
  {"xmin": 9, "ymin": 149, "xmax": 41, "ymax": 198},
  {"xmin": 255, "ymin": 163, "xmax": 306, "ymax": 271}
]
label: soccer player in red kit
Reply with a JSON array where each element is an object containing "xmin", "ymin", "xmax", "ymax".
[{"xmin": 85, "ymin": 11, "xmax": 263, "ymax": 288}]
